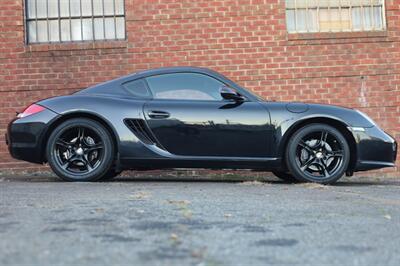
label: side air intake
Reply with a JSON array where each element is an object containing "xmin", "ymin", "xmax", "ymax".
[{"xmin": 124, "ymin": 119, "xmax": 159, "ymax": 145}]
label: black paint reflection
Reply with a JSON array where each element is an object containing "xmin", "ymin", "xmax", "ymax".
[{"xmin": 144, "ymin": 100, "xmax": 273, "ymax": 157}]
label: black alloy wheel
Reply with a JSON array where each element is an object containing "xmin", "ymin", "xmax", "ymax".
[
  {"xmin": 286, "ymin": 124, "xmax": 350, "ymax": 184},
  {"xmin": 46, "ymin": 118, "xmax": 114, "ymax": 182}
]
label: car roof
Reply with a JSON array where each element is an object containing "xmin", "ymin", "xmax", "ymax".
[
  {"xmin": 77, "ymin": 66, "xmax": 261, "ymax": 101},
  {"xmin": 134, "ymin": 66, "xmax": 216, "ymax": 77},
  {"xmin": 114, "ymin": 66, "xmax": 225, "ymax": 83},
  {"xmin": 79, "ymin": 67, "xmax": 231, "ymax": 94}
]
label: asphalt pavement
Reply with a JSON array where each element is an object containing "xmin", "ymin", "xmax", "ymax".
[{"xmin": 0, "ymin": 174, "xmax": 399, "ymax": 266}]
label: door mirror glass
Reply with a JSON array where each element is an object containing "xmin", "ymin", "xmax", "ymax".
[{"xmin": 220, "ymin": 86, "xmax": 245, "ymax": 101}]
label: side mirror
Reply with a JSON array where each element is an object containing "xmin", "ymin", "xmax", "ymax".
[{"xmin": 220, "ymin": 86, "xmax": 245, "ymax": 102}]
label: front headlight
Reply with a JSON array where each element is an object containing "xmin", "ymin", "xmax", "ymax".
[{"xmin": 355, "ymin": 109, "xmax": 377, "ymax": 127}]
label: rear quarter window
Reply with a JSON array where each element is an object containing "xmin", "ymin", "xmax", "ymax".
[{"xmin": 122, "ymin": 79, "xmax": 151, "ymax": 98}]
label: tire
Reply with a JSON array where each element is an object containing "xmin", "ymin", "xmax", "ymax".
[
  {"xmin": 100, "ymin": 169, "xmax": 122, "ymax": 181},
  {"xmin": 272, "ymin": 171, "xmax": 299, "ymax": 183},
  {"xmin": 285, "ymin": 123, "xmax": 350, "ymax": 185},
  {"xmin": 46, "ymin": 118, "xmax": 115, "ymax": 182}
]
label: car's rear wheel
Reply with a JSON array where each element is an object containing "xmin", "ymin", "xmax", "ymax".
[
  {"xmin": 285, "ymin": 124, "xmax": 350, "ymax": 184},
  {"xmin": 272, "ymin": 171, "xmax": 299, "ymax": 183},
  {"xmin": 46, "ymin": 118, "xmax": 114, "ymax": 182},
  {"xmin": 100, "ymin": 169, "xmax": 122, "ymax": 181}
]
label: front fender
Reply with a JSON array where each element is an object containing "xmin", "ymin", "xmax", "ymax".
[{"xmin": 264, "ymin": 102, "xmax": 365, "ymax": 158}]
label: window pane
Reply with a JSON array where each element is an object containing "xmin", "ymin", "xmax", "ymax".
[
  {"xmin": 60, "ymin": 19, "xmax": 71, "ymax": 41},
  {"xmin": 115, "ymin": 0, "xmax": 124, "ymax": 15},
  {"xmin": 286, "ymin": 9, "xmax": 295, "ymax": 32},
  {"xmin": 36, "ymin": 0, "xmax": 47, "ymax": 18},
  {"xmin": 104, "ymin": 0, "xmax": 115, "ymax": 16},
  {"xmin": 374, "ymin": 7, "xmax": 383, "ymax": 29},
  {"xmin": 331, "ymin": 8, "xmax": 350, "ymax": 31},
  {"xmin": 363, "ymin": 7, "xmax": 373, "ymax": 30},
  {"xmin": 81, "ymin": 0, "xmax": 92, "ymax": 16},
  {"xmin": 27, "ymin": 0, "xmax": 36, "ymax": 19},
  {"xmin": 48, "ymin": 0, "xmax": 59, "ymax": 18},
  {"xmin": 341, "ymin": 8, "xmax": 351, "ymax": 31},
  {"xmin": 104, "ymin": 17, "xmax": 115, "ymax": 39},
  {"xmin": 28, "ymin": 21, "xmax": 37, "ymax": 43},
  {"xmin": 146, "ymin": 73, "xmax": 224, "ymax": 101},
  {"xmin": 329, "ymin": 9, "xmax": 341, "ymax": 30},
  {"xmin": 352, "ymin": 7, "xmax": 362, "ymax": 30},
  {"xmin": 358, "ymin": 0, "xmax": 382, "ymax": 5},
  {"xmin": 82, "ymin": 19, "xmax": 93, "ymax": 40},
  {"xmin": 307, "ymin": 10, "xmax": 318, "ymax": 32},
  {"xmin": 123, "ymin": 79, "xmax": 151, "ymax": 98},
  {"xmin": 319, "ymin": 0, "xmax": 331, "ymax": 8},
  {"xmin": 318, "ymin": 9, "xmax": 330, "ymax": 31},
  {"xmin": 37, "ymin": 20, "xmax": 48, "ymax": 42},
  {"xmin": 297, "ymin": 0, "xmax": 318, "ymax": 8},
  {"xmin": 70, "ymin": 0, "xmax": 81, "ymax": 16},
  {"xmin": 49, "ymin": 20, "xmax": 60, "ymax": 42},
  {"xmin": 60, "ymin": 0, "xmax": 70, "ymax": 17},
  {"xmin": 340, "ymin": 0, "xmax": 352, "ymax": 6},
  {"xmin": 94, "ymin": 18, "xmax": 105, "ymax": 40},
  {"xmin": 296, "ymin": 9, "xmax": 308, "ymax": 32},
  {"xmin": 116, "ymin": 17, "xmax": 125, "ymax": 39},
  {"xmin": 71, "ymin": 19, "xmax": 82, "ymax": 41},
  {"xmin": 153, "ymin": 89, "xmax": 218, "ymax": 100},
  {"xmin": 93, "ymin": 0, "xmax": 104, "ymax": 16},
  {"xmin": 285, "ymin": 0, "xmax": 295, "ymax": 9}
]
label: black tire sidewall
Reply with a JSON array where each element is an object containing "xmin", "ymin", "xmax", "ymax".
[
  {"xmin": 46, "ymin": 118, "xmax": 114, "ymax": 182},
  {"xmin": 99, "ymin": 170, "xmax": 122, "ymax": 181},
  {"xmin": 286, "ymin": 124, "xmax": 350, "ymax": 184},
  {"xmin": 272, "ymin": 171, "xmax": 299, "ymax": 183}
]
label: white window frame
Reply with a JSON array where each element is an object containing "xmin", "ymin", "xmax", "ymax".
[
  {"xmin": 285, "ymin": 0, "xmax": 387, "ymax": 33},
  {"xmin": 25, "ymin": 0, "xmax": 126, "ymax": 44}
]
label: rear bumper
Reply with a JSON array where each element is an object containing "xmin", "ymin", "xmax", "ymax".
[
  {"xmin": 353, "ymin": 126, "xmax": 397, "ymax": 171},
  {"xmin": 6, "ymin": 109, "xmax": 59, "ymax": 164}
]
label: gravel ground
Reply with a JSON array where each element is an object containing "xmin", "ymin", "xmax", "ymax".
[{"xmin": 0, "ymin": 175, "xmax": 399, "ymax": 266}]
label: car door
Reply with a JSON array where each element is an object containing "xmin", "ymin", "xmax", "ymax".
[{"xmin": 143, "ymin": 72, "xmax": 273, "ymax": 158}]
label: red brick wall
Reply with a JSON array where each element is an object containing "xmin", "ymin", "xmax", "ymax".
[{"xmin": 1, "ymin": 0, "xmax": 400, "ymax": 176}]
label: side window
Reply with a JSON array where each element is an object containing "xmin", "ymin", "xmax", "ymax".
[
  {"xmin": 145, "ymin": 73, "xmax": 225, "ymax": 101},
  {"xmin": 122, "ymin": 79, "xmax": 151, "ymax": 98}
]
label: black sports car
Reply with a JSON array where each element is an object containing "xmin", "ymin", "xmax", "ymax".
[{"xmin": 6, "ymin": 67, "xmax": 397, "ymax": 184}]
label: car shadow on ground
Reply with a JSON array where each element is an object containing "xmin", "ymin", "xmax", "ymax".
[
  {"xmin": 113, "ymin": 177, "xmax": 400, "ymax": 187},
  {"xmin": 2, "ymin": 175, "xmax": 399, "ymax": 187}
]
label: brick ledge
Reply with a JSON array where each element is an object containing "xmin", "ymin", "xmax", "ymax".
[
  {"xmin": 288, "ymin": 31, "xmax": 388, "ymax": 41},
  {"xmin": 27, "ymin": 40, "xmax": 128, "ymax": 52}
]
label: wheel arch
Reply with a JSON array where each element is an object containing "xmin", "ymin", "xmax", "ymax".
[
  {"xmin": 41, "ymin": 111, "xmax": 120, "ymax": 164},
  {"xmin": 278, "ymin": 117, "xmax": 357, "ymax": 174}
]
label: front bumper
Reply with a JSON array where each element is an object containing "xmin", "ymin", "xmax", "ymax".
[
  {"xmin": 352, "ymin": 126, "xmax": 397, "ymax": 171},
  {"xmin": 6, "ymin": 109, "xmax": 59, "ymax": 164}
]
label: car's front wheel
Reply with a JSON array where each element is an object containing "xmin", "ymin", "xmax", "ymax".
[
  {"xmin": 285, "ymin": 124, "xmax": 350, "ymax": 184},
  {"xmin": 46, "ymin": 118, "xmax": 115, "ymax": 182}
]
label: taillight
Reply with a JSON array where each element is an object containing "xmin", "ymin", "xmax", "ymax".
[{"xmin": 17, "ymin": 104, "xmax": 46, "ymax": 118}]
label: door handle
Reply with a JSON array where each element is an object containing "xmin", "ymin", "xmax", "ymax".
[{"xmin": 148, "ymin": 110, "xmax": 170, "ymax": 119}]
